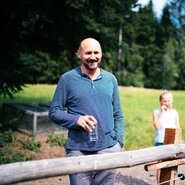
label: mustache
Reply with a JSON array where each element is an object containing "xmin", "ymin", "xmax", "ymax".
[{"xmin": 87, "ymin": 59, "xmax": 98, "ymax": 63}]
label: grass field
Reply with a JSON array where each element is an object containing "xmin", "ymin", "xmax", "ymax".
[{"xmin": 1, "ymin": 84, "xmax": 184, "ymax": 150}]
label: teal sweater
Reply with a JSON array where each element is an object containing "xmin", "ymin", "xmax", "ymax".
[{"xmin": 49, "ymin": 67, "xmax": 124, "ymax": 151}]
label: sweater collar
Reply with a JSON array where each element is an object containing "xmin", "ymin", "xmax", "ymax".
[{"xmin": 77, "ymin": 66, "xmax": 103, "ymax": 80}]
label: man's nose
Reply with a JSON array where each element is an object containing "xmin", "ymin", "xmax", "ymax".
[{"xmin": 90, "ymin": 53, "xmax": 96, "ymax": 59}]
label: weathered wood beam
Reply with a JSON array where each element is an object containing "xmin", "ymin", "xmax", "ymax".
[{"xmin": 0, "ymin": 144, "xmax": 185, "ymax": 185}]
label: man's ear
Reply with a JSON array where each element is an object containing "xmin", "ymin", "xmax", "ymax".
[{"xmin": 76, "ymin": 50, "xmax": 81, "ymax": 59}]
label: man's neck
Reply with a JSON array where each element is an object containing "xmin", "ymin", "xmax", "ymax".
[{"xmin": 80, "ymin": 66, "xmax": 100, "ymax": 80}]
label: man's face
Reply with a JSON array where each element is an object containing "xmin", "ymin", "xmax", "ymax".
[{"xmin": 78, "ymin": 39, "xmax": 102, "ymax": 71}]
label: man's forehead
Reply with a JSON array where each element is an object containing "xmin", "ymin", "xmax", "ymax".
[{"xmin": 80, "ymin": 38, "xmax": 101, "ymax": 50}]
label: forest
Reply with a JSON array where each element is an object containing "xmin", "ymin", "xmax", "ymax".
[{"xmin": 0, "ymin": 0, "xmax": 184, "ymax": 97}]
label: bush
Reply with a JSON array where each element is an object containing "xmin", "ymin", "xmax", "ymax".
[
  {"xmin": 0, "ymin": 150, "xmax": 33, "ymax": 164},
  {"xmin": 19, "ymin": 137, "xmax": 41, "ymax": 152},
  {"xmin": 0, "ymin": 130, "xmax": 14, "ymax": 147},
  {"xmin": 47, "ymin": 132, "xmax": 66, "ymax": 146}
]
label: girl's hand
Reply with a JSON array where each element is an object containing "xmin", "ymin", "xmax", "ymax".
[
  {"xmin": 161, "ymin": 105, "xmax": 168, "ymax": 112},
  {"xmin": 161, "ymin": 105, "xmax": 172, "ymax": 112}
]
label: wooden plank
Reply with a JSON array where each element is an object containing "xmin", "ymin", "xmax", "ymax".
[
  {"xmin": 164, "ymin": 128, "xmax": 182, "ymax": 145},
  {"xmin": 160, "ymin": 167, "xmax": 177, "ymax": 185},
  {"xmin": 0, "ymin": 144, "xmax": 185, "ymax": 185},
  {"xmin": 160, "ymin": 128, "xmax": 182, "ymax": 185},
  {"xmin": 145, "ymin": 158, "xmax": 185, "ymax": 171}
]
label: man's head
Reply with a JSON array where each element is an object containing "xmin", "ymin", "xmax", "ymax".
[{"xmin": 76, "ymin": 38, "xmax": 102, "ymax": 71}]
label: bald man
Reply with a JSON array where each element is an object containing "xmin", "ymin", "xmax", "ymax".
[{"xmin": 49, "ymin": 38, "xmax": 124, "ymax": 185}]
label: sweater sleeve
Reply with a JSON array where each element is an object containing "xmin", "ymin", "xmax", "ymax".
[
  {"xmin": 113, "ymin": 78, "xmax": 124, "ymax": 147},
  {"xmin": 49, "ymin": 76, "xmax": 80, "ymax": 129}
]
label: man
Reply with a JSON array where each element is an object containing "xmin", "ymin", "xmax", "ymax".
[{"xmin": 49, "ymin": 38, "xmax": 124, "ymax": 185}]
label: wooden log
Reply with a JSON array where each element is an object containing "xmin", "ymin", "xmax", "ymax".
[
  {"xmin": 145, "ymin": 158, "xmax": 185, "ymax": 171},
  {"xmin": 0, "ymin": 144, "xmax": 185, "ymax": 185}
]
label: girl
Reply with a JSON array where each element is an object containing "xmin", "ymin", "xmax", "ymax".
[{"xmin": 153, "ymin": 90, "xmax": 180, "ymax": 183}]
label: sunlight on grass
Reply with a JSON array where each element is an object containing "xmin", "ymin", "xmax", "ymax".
[
  {"xmin": 119, "ymin": 87, "xmax": 185, "ymax": 150},
  {"xmin": 1, "ymin": 85, "xmax": 185, "ymax": 150},
  {"xmin": 0, "ymin": 84, "xmax": 56, "ymax": 107}
]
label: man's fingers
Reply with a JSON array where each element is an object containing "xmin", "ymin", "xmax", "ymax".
[
  {"xmin": 89, "ymin": 116, "xmax": 97, "ymax": 124},
  {"xmin": 77, "ymin": 116, "xmax": 97, "ymax": 131}
]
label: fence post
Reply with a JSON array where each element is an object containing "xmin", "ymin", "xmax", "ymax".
[{"xmin": 160, "ymin": 128, "xmax": 182, "ymax": 185}]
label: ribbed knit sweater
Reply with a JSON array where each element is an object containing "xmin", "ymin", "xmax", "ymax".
[{"xmin": 49, "ymin": 67, "xmax": 124, "ymax": 151}]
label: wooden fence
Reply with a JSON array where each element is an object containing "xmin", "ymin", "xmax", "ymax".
[{"xmin": 0, "ymin": 144, "xmax": 185, "ymax": 185}]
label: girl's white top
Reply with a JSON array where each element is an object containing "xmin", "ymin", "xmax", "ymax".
[{"xmin": 155, "ymin": 108, "xmax": 178, "ymax": 143}]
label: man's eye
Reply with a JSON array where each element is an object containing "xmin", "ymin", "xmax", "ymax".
[{"xmin": 86, "ymin": 52, "xmax": 99, "ymax": 55}]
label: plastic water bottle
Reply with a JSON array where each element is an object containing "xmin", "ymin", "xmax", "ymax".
[{"xmin": 89, "ymin": 125, "xmax": 98, "ymax": 141}]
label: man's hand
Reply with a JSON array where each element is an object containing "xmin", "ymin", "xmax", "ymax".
[{"xmin": 77, "ymin": 115, "xmax": 97, "ymax": 131}]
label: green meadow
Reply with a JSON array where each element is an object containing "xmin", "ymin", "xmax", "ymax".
[{"xmin": 1, "ymin": 85, "xmax": 184, "ymax": 150}]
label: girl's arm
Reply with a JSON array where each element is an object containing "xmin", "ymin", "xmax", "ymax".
[
  {"xmin": 175, "ymin": 111, "xmax": 180, "ymax": 128},
  {"xmin": 153, "ymin": 109, "xmax": 165, "ymax": 129}
]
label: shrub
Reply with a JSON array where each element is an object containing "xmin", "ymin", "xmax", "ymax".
[
  {"xmin": 48, "ymin": 132, "xmax": 66, "ymax": 146},
  {"xmin": 0, "ymin": 130, "xmax": 14, "ymax": 147},
  {"xmin": 19, "ymin": 137, "xmax": 41, "ymax": 152},
  {"xmin": 0, "ymin": 146, "xmax": 33, "ymax": 164}
]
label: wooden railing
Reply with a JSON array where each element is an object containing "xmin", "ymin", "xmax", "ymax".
[{"xmin": 0, "ymin": 144, "xmax": 185, "ymax": 185}]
